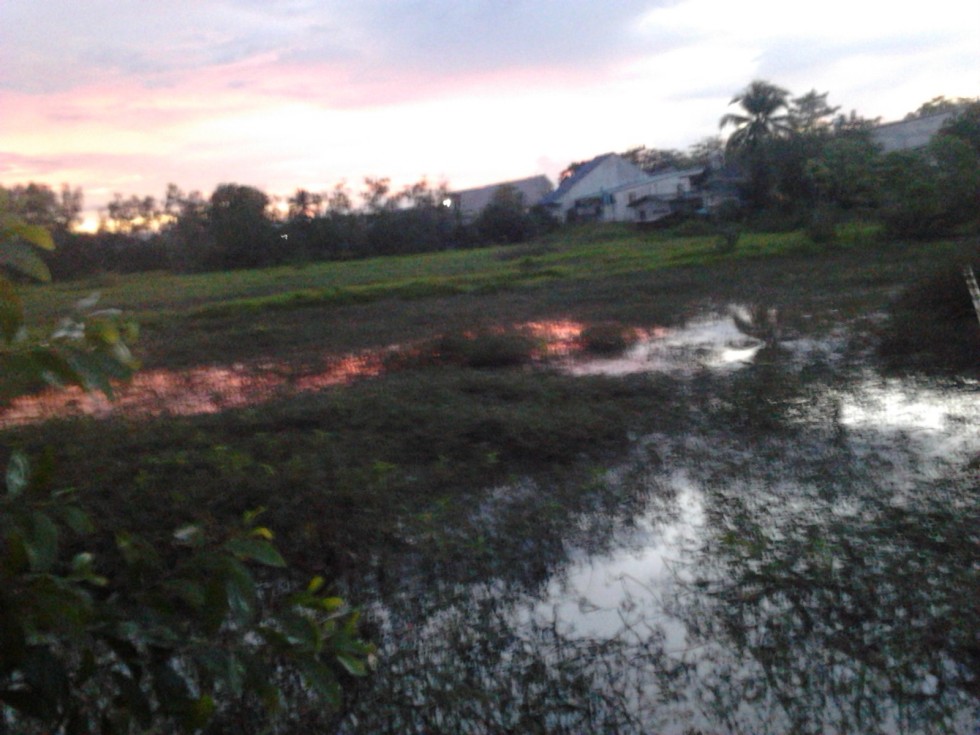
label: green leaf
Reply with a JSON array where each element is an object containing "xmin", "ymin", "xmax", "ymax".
[
  {"xmin": 297, "ymin": 658, "xmax": 341, "ymax": 706},
  {"xmin": 242, "ymin": 506, "xmax": 267, "ymax": 526},
  {"xmin": 250, "ymin": 525, "xmax": 274, "ymax": 540},
  {"xmin": 335, "ymin": 652, "xmax": 368, "ymax": 677},
  {"xmin": 223, "ymin": 558, "xmax": 257, "ymax": 626},
  {"xmin": 165, "ymin": 579, "xmax": 206, "ymax": 610},
  {"xmin": 5, "ymin": 221, "xmax": 55, "ymax": 250},
  {"xmin": 0, "ymin": 278, "xmax": 23, "ymax": 343},
  {"xmin": 69, "ymin": 552, "xmax": 107, "ymax": 586},
  {"xmin": 307, "ymin": 576, "xmax": 325, "ymax": 593},
  {"xmin": 58, "ymin": 505, "xmax": 95, "ymax": 535},
  {"xmin": 224, "ymin": 537, "xmax": 286, "ymax": 567},
  {"xmin": 84, "ymin": 318, "xmax": 121, "ymax": 346},
  {"xmin": 6, "ymin": 450, "xmax": 29, "ymax": 497},
  {"xmin": 27, "ymin": 511, "xmax": 59, "ymax": 572},
  {"xmin": 0, "ymin": 240, "xmax": 51, "ymax": 282}
]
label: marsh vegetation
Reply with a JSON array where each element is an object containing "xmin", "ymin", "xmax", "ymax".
[{"xmin": 3, "ymin": 227, "xmax": 978, "ymax": 732}]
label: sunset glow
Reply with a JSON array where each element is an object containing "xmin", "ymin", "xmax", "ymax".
[
  {"xmin": 0, "ymin": 320, "xmax": 664, "ymax": 427},
  {"xmin": 2, "ymin": 2, "xmax": 976, "ymax": 222}
]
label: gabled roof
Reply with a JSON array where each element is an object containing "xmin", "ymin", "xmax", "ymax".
[{"xmin": 539, "ymin": 153, "xmax": 617, "ymax": 206}]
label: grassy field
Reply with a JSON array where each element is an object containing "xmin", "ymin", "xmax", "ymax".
[
  {"xmin": 8, "ymin": 226, "xmax": 976, "ymax": 557},
  {"xmin": 18, "ymin": 222, "xmax": 973, "ymax": 370}
]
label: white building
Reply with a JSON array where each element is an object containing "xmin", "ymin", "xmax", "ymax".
[
  {"xmin": 540, "ymin": 153, "xmax": 706, "ymax": 223},
  {"xmin": 539, "ymin": 153, "xmax": 650, "ymax": 222}
]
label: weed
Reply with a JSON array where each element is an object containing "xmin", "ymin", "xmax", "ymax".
[{"xmin": 580, "ymin": 322, "xmax": 637, "ymax": 356}]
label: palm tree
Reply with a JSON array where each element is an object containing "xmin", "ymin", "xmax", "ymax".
[
  {"xmin": 720, "ymin": 80, "xmax": 792, "ymax": 154},
  {"xmin": 719, "ymin": 80, "xmax": 792, "ymax": 210}
]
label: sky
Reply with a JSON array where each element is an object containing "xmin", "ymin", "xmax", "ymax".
[{"xmin": 1, "ymin": 0, "xmax": 977, "ymax": 228}]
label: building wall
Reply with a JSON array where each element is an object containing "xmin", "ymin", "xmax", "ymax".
[
  {"xmin": 555, "ymin": 156, "xmax": 649, "ymax": 220},
  {"xmin": 871, "ymin": 112, "xmax": 954, "ymax": 153},
  {"xmin": 611, "ymin": 170, "xmax": 697, "ymax": 221}
]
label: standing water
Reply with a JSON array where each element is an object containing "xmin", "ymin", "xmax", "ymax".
[{"xmin": 340, "ymin": 310, "xmax": 979, "ymax": 734}]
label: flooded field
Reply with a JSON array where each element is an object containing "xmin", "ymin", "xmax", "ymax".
[
  {"xmin": 4, "ymin": 305, "xmax": 977, "ymax": 733},
  {"xmin": 337, "ymin": 310, "xmax": 979, "ymax": 734}
]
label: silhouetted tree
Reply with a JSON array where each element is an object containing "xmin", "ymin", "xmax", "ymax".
[
  {"xmin": 208, "ymin": 183, "xmax": 275, "ymax": 269},
  {"xmin": 720, "ymin": 80, "xmax": 793, "ymax": 210}
]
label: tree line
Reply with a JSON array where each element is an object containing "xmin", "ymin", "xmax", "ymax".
[
  {"xmin": 0, "ymin": 176, "xmax": 556, "ymax": 280},
  {"xmin": 3, "ymin": 87, "xmax": 978, "ymax": 282},
  {"xmin": 716, "ymin": 83, "xmax": 979, "ymax": 239}
]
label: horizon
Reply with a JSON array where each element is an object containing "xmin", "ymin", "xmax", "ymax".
[{"xmin": 2, "ymin": 1, "xmax": 977, "ymax": 229}]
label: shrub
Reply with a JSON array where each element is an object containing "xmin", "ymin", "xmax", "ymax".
[
  {"xmin": 0, "ymin": 209, "xmax": 374, "ymax": 732},
  {"xmin": 715, "ymin": 225, "xmax": 742, "ymax": 254},
  {"xmin": 419, "ymin": 330, "xmax": 537, "ymax": 369},
  {"xmin": 879, "ymin": 138, "xmax": 980, "ymax": 240},
  {"xmin": 878, "ymin": 263, "xmax": 980, "ymax": 372},
  {"xmin": 806, "ymin": 204, "xmax": 840, "ymax": 246},
  {"xmin": 669, "ymin": 218, "xmax": 718, "ymax": 238},
  {"xmin": 580, "ymin": 323, "xmax": 636, "ymax": 356}
]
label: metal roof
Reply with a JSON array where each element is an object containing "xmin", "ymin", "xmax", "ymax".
[{"xmin": 538, "ymin": 153, "xmax": 617, "ymax": 206}]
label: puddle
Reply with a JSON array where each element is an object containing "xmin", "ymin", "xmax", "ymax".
[
  {"xmin": 565, "ymin": 307, "xmax": 844, "ymax": 377},
  {"xmin": 0, "ymin": 310, "xmax": 829, "ymax": 427},
  {"xmin": 0, "ymin": 354, "xmax": 385, "ymax": 427},
  {"xmin": 0, "ymin": 319, "xmax": 594, "ymax": 427}
]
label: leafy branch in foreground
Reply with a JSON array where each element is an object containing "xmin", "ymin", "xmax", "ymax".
[
  {"xmin": 0, "ymin": 206, "xmax": 373, "ymax": 732},
  {"xmin": 1, "ymin": 203, "xmax": 138, "ymax": 403}
]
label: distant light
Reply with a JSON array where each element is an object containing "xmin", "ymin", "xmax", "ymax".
[{"xmin": 442, "ymin": 198, "xmax": 453, "ymax": 207}]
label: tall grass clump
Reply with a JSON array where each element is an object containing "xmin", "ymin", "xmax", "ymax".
[{"xmin": 878, "ymin": 263, "xmax": 980, "ymax": 373}]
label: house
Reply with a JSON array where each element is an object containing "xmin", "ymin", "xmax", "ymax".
[
  {"xmin": 541, "ymin": 152, "xmax": 728, "ymax": 223},
  {"xmin": 538, "ymin": 153, "xmax": 650, "ymax": 222},
  {"xmin": 447, "ymin": 175, "xmax": 553, "ymax": 222},
  {"xmin": 870, "ymin": 112, "xmax": 955, "ymax": 153},
  {"xmin": 689, "ymin": 160, "xmax": 745, "ymax": 214},
  {"xmin": 614, "ymin": 167, "xmax": 705, "ymax": 223}
]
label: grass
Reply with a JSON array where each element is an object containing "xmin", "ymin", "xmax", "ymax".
[
  {"xmin": 17, "ymin": 222, "xmax": 966, "ymax": 373},
  {"xmin": 20, "ymin": 223, "xmax": 870, "ymax": 323},
  {"xmin": 7, "ymin": 225, "xmax": 979, "ymax": 574}
]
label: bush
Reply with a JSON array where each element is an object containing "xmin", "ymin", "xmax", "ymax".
[
  {"xmin": 668, "ymin": 218, "xmax": 718, "ymax": 238},
  {"xmin": 878, "ymin": 263, "xmax": 980, "ymax": 373},
  {"xmin": 879, "ymin": 138, "xmax": 980, "ymax": 240},
  {"xmin": 580, "ymin": 323, "xmax": 636, "ymax": 356},
  {"xmin": 715, "ymin": 225, "xmax": 741, "ymax": 254},
  {"xmin": 411, "ymin": 330, "xmax": 538, "ymax": 369},
  {"xmin": 0, "ymin": 210, "xmax": 374, "ymax": 732},
  {"xmin": 806, "ymin": 204, "xmax": 840, "ymax": 246}
]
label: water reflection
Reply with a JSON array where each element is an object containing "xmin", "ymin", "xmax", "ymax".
[
  {"xmin": 340, "ymin": 362, "xmax": 978, "ymax": 733},
  {"xmin": 0, "ymin": 319, "xmax": 597, "ymax": 427}
]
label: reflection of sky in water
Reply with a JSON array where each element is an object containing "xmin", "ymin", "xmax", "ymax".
[
  {"xmin": 564, "ymin": 309, "xmax": 849, "ymax": 376},
  {"xmin": 530, "ymin": 475, "xmax": 702, "ymax": 654},
  {"xmin": 839, "ymin": 377, "xmax": 980, "ymax": 466},
  {"xmin": 567, "ymin": 314, "xmax": 763, "ymax": 375},
  {"xmin": 529, "ymin": 322, "xmax": 979, "ymax": 733}
]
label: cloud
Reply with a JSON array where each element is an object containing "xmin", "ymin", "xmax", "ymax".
[
  {"xmin": 1, "ymin": 1, "xmax": 668, "ymax": 102},
  {"xmin": 1, "ymin": 0, "xmax": 977, "ymax": 220}
]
